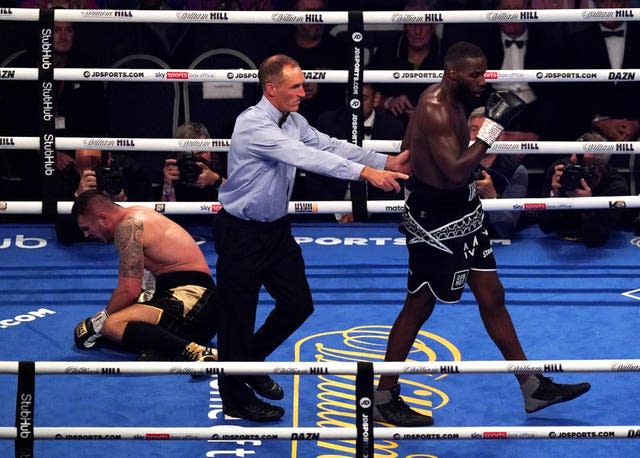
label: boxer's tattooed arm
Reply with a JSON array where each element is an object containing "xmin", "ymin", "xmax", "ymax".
[{"xmin": 115, "ymin": 216, "xmax": 144, "ymax": 279}]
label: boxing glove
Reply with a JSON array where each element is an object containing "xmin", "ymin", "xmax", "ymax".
[
  {"xmin": 476, "ymin": 91, "xmax": 526, "ymax": 147},
  {"xmin": 74, "ymin": 309, "xmax": 109, "ymax": 349}
]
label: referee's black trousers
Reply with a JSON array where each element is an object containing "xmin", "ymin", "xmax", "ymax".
[{"xmin": 214, "ymin": 209, "xmax": 314, "ymax": 406}]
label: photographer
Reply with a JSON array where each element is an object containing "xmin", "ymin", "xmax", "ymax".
[
  {"xmin": 55, "ymin": 149, "xmax": 152, "ymax": 245},
  {"xmin": 160, "ymin": 122, "xmax": 225, "ymax": 203},
  {"xmin": 538, "ymin": 132, "xmax": 629, "ymax": 247}
]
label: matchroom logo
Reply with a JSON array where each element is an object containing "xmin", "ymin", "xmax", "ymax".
[{"xmin": 291, "ymin": 325, "xmax": 460, "ymax": 457}]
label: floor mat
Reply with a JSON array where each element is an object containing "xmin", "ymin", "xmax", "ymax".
[{"xmin": 0, "ymin": 222, "xmax": 638, "ymax": 457}]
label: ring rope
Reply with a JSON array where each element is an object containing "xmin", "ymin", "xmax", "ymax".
[
  {"xmin": 2, "ymin": 7, "xmax": 639, "ymax": 25},
  {"xmin": 1, "ymin": 195, "xmax": 637, "ymax": 215},
  {"xmin": 0, "ymin": 359, "xmax": 638, "ymax": 375},
  {"xmin": 3, "ymin": 67, "xmax": 640, "ymax": 83},
  {"xmin": 5, "ymin": 358, "xmax": 639, "ymax": 445},
  {"xmin": 0, "ymin": 425, "xmax": 637, "ymax": 441},
  {"xmin": 1, "ymin": 137, "xmax": 638, "ymax": 155}
]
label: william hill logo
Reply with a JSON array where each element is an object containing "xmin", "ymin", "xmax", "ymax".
[
  {"xmin": 305, "ymin": 13, "xmax": 323, "ymax": 22},
  {"xmin": 616, "ymin": 9, "xmax": 634, "ymax": 18},
  {"xmin": 294, "ymin": 202, "xmax": 318, "ymax": 213}
]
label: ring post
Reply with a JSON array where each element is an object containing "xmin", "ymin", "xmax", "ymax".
[
  {"xmin": 347, "ymin": 10, "xmax": 368, "ymax": 221},
  {"xmin": 15, "ymin": 361, "xmax": 35, "ymax": 458},
  {"xmin": 355, "ymin": 361, "xmax": 374, "ymax": 458}
]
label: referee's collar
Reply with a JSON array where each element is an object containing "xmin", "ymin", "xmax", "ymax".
[{"xmin": 258, "ymin": 96, "xmax": 287, "ymax": 127}]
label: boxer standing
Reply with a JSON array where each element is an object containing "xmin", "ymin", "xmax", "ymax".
[{"xmin": 373, "ymin": 41, "xmax": 591, "ymax": 427}]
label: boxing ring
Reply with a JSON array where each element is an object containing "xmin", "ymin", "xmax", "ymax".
[{"xmin": 1, "ymin": 5, "xmax": 640, "ymax": 458}]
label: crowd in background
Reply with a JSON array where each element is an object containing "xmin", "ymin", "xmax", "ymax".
[{"xmin": 0, "ymin": 0, "xmax": 639, "ymax": 243}]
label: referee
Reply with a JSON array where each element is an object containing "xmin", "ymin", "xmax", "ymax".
[{"xmin": 214, "ymin": 54, "xmax": 411, "ymax": 422}]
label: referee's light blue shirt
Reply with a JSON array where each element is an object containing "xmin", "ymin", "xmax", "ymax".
[{"xmin": 218, "ymin": 96, "xmax": 388, "ymax": 222}]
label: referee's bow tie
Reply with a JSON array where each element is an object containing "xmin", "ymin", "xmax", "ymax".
[{"xmin": 278, "ymin": 112, "xmax": 289, "ymax": 128}]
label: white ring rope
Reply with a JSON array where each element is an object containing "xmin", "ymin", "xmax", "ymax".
[
  {"xmin": 3, "ymin": 67, "xmax": 640, "ymax": 83},
  {"xmin": 370, "ymin": 196, "xmax": 637, "ymax": 212},
  {"xmin": 1, "ymin": 195, "xmax": 637, "ymax": 215},
  {"xmin": 0, "ymin": 425, "xmax": 637, "ymax": 441},
  {"xmin": 1, "ymin": 137, "xmax": 638, "ymax": 155},
  {"xmin": 2, "ymin": 7, "xmax": 639, "ymax": 24},
  {"xmin": 0, "ymin": 359, "xmax": 638, "ymax": 375},
  {"xmin": 3, "ymin": 358, "xmax": 639, "ymax": 444}
]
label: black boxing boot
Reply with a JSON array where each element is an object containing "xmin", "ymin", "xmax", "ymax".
[
  {"xmin": 522, "ymin": 374, "xmax": 591, "ymax": 413},
  {"xmin": 373, "ymin": 384, "xmax": 434, "ymax": 427}
]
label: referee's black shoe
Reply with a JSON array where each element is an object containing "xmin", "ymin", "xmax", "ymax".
[
  {"xmin": 223, "ymin": 398, "xmax": 284, "ymax": 422},
  {"xmin": 246, "ymin": 375, "xmax": 284, "ymax": 400}
]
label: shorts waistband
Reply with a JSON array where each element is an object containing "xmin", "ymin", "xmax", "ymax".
[
  {"xmin": 155, "ymin": 271, "xmax": 214, "ymax": 291},
  {"xmin": 410, "ymin": 179, "xmax": 477, "ymax": 207}
]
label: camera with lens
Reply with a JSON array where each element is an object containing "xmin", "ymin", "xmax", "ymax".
[
  {"xmin": 96, "ymin": 165, "xmax": 125, "ymax": 195},
  {"xmin": 177, "ymin": 152, "xmax": 203, "ymax": 185},
  {"xmin": 559, "ymin": 163, "xmax": 593, "ymax": 191}
]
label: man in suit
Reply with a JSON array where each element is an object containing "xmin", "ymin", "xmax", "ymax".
[
  {"xmin": 467, "ymin": 0, "xmax": 565, "ymax": 142},
  {"xmin": 303, "ymin": 83, "xmax": 407, "ymax": 222},
  {"xmin": 565, "ymin": 0, "xmax": 640, "ymax": 142},
  {"xmin": 369, "ymin": 0, "xmax": 443, "ymax": 126},
  {"xmin": 265, "ymin": 0, "xmax": 350, "ymax": 126},
  {"xmin": 451, "ymin": 0, "xmax": 566, "ymax": 190},
  {"xmin": 0, "ymin": 15, "xmax": 107, "ymax": 200},
  {"xmin": 563, "ymin": 0, "xmax": 640, "ymax": 183}
]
